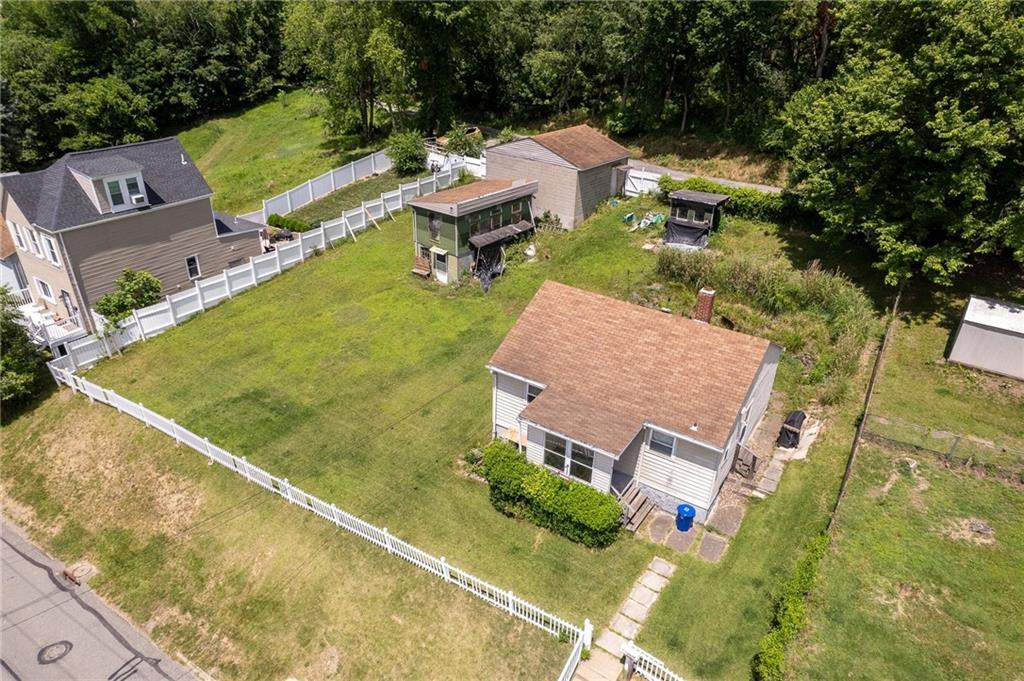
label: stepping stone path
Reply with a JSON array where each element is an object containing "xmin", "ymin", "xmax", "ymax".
[{"xmin": 573, "ymin": 557, "xmax": 676, "ymax": 681}]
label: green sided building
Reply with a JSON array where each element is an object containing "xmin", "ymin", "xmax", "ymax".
[{"xmin": 408, "ymin": 179, "xmax": 538, "ymax": 284}]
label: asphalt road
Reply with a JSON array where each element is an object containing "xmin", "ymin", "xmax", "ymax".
[{"xmin": 1, "ymin": 520, "xmax": 195, "ymax": 681}]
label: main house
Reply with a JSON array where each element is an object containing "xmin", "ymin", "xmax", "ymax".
[
  {"xmin": 487, "ymin": 281, "xmax": 781, "ymax": 522},
  {"xmin": 408, "ymin": 178, "xmax": 537, "ymax": 285},
  {"xmin": 1, "ymin": 137, "xmax": 262, "ymax": 353},
  {"xmin": 486, "ymin": 124, "xmax": 630, "ymax": 229}
]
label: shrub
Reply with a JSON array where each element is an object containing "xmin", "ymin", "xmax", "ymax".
[
  {"xmin": 95, "ymin": 269, "xmax": 162, "ymax": 324},
  {"xmin": 480, "ymin": 440, "xmax": 622, "ymax": 548},
  {"xmin": 0, "ymin": 286, "xmax": 49, "ymax": 413},
  {"xmin": 443, "ymin": 123, "xmax": 484, "ymax": 157},
  {"xmin": 537, "ymin": 210, "xmax": 562, "ymax": 231},
  {"xmin": 497, "ymin": 127, "xmax": 517, "ymax": 144},
  {"xmin": 267, "ymin": 213, "xmax": 311, "ymax": 232},
  {"xmin": 386, "ymin": 131, "xmax": 427, "ymax": 176},
  {"xmin": 657, "ymin": 175, "xmax": 801, "ymax": 223},
  {"xmin": 752, "ymin": 534, "xmax": 829, "ymax": 681}
]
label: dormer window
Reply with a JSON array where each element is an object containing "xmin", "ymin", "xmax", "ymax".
[{"xmin": 104, "ymin": 174, "xmax": 146, "ymax": 212}]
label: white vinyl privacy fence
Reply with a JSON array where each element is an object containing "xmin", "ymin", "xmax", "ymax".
[
  {"xmin": 48, "ymin": 161, "xmax": 478, "ymax": 375},
  {"xmin": 623, "ymin": 167, "xmax": 662, "ymax": 197},
  {"xmin": 238, "ymin": 150, "xmax": 392, "ymax": 223},
  {"xmin": 50, "ymin": 365, "xmax": 593, "ymax": 677}
]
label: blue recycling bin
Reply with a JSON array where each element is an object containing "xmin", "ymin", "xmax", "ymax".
[{"xmin": 676, "ymin": 504, "xmax": 696, "ymax": 532}]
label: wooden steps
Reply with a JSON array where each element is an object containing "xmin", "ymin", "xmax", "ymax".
[
  {"xmin": 619, "ymin": 480, "xmax": 656, "ymax": 533},
  {"xmin": 411, "ymin": 256, "xmax": 431, "ymax": 277}
]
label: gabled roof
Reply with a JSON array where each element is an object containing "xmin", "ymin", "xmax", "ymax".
[
  {"xmin": 488, "ymin": 281, "xmax": 773, "ymax": 453},
  {"xmin": 530, "ymin": 125, "xmax": 630, "ymax": 171},
  {"xmin": 0, "ymin": 138, "xmax": 212, "ymax": 233},
  {"xmin": 408, "ymin": 179, "xmax": 537, "ymax": 217}
]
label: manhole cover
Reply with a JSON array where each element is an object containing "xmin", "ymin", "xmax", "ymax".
[{"xmin": 38, "ymin": 641, "xmax": 73, "ymax": 664}]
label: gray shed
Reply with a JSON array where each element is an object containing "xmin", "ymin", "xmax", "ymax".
[{"xmin": 947, "ymin": 295, "xmax": 1024, "ymax": 380}]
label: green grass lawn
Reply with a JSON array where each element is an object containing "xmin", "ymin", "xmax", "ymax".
[
  {"xmin": 176, "ymin": 90, "xmax": 374, "ymax": 215},
  {"xmin": 289, "ymin": 170, "xmax": 423, "ymax": 226},
  {"xmin": 1, "ymin": 391, "xmax": 569, "ymax": 680}
]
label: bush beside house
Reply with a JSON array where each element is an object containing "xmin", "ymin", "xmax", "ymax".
[
  {"xmin": 386, "ymin": 132, "xmax": 427, "ymax": 176},
  {"xmin": 481, "ymin": 440, "xmax": 622, "ymax": 548},
  {"xmin": 267, "ymin": 213, "xmax": 312, "ymax": 232},
  {"xmin": 657, "ymin": 175, "xmax": 803, "ymax": 223},
  {"xmin": 94, "ymin": 269, "xmax": 162, "ymax": 325}
]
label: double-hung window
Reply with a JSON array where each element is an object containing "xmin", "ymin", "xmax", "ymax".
[
  {"xmin": 543, "ymin": 433, "xmax": 566, "ymax": 471},
  {"xmin": 42, "ymin": 236, "xmax": 61, "ymax": 267},
  {"xmin": 27, "ymin": 230, "xmax": 41, "ymax": 257},
  {"xmin": 105, "ymin": 175, "xmax": 145, "ymax": 212},
  {"xmin": 185, "ymin": 255, "xmax": 201, "ymax": 280},
  {"xmin": 649, "ymin": 429, "xmax": 675, "ymax": 456},
  {"xmin": 526, "ymin": 384, "xmax": 542, "ymax": 403},
  {"xmin": 569, "ymin": 445, "xmax": 594, "ymax": 483},
  {"xmin": 511, "ymin": 201, "xmax": 523, "ymax": 223},
  {"xmin": 9, "ymin": 223, "xmax": 26, "ymax": 250},
  {"xmin": 34, "ymin": 277, "xmax": 55, "ymax": 303}
]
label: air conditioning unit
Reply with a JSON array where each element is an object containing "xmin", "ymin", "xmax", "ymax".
[{"xmin": 130, "ymin": 193, "xmax": 147, "ymax": 205}]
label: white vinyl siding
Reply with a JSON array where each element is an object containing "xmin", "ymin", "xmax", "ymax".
[
  {"xmin": 493, "ymin": 372, "xmax": 529, "ymax": 435},
  {"xmin": 636, "ymin": 429, "xmax": 720, "ymax": 508},
  {"xmin": 524, "ymin": 423, "xmax": 614, "ymax": 493}
]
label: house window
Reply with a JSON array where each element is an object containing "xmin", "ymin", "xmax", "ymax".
[
  {"xmin": 185, "ymin": 255, "xmax": 201, "ymax": 280},
  {"xmin": 488, "ymin": 206, "xmax": 502, "ymax": 230},
  {"xmin": 527, "ymin": 384, "xmax": 542, "ymax": 403},
  {"xmin": 27, "ymin": 230, "xmax": 42, "ymax": 257},
  {"xmin": 428, "ymin": 213, "xmax": 441, "ymax": 242},
  {"xmin": 34, "ymin": 277, "xmax": 55, "ymax": 303},
  {"xmin": 419, "ymin": 245, "xmax": 431, "ymax": 259},
  {"xmin": 434, "ymin": 251, "xmax": 447, "ymax": 274},
  {"xmin": 9, "ymin": 223, "xmax": 26, "ymax": 250},
  {"xmin": 686, "ymin": 208, "xmax": 696, "ymax": 222},
  {"xmin": 468, "ymin": 213, "xmax": 482, "ymax": 237},
  {"xmin": 106, "ymin": 179, "xmax": 125, "ymax": 207},
  {"xmin": 125, "ymin": 176, "xmax": 141, "ymax": 197},
  {"xmin": 511, "ymin": 201, "xmax": 523, "ymax": 223},
  {"xmin": 649, "ymin": 429, "xmax": 675, "ymax": 456},
  {"xmin": 42, "ymin": 236, "xmax": 61, "ymax": 266},
  {"xmin": 543, "ymin": 432, "xmax": 566, "ymax": 470},
  {"xmin": 569, "ymin": 445, "xmax": 594, "ymax": 483}
]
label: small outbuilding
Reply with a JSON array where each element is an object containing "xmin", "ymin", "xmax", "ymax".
[
  {"xmin": 408, "ymin": 179, "xmax": 537, "ymax": 285},
  {"xmin": 486, "ymin": 125, "xmax": 630, "ymax": 230},
  {"xmin": 664, "ymin": 189, "xmax": 730, "ymax": 251},
  {"xmin": 947, "ymin": 295, "xmax": 1024, "ymax": 380}
]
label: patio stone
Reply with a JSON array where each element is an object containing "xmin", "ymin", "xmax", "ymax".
[
  {"xmin": 573, "ymin": 648, "xmax": 621, "ymax": 681},
  {"xmin": 610, "ymin": 613, "xmax": 640, "ymax": 639},
  {"xmin": 620, "ymin": 598, "xmax": 650, "ymax": 622},
  {"xmin": 649, "ymin": 557, "xmax": 676, "ymax": 578},
  {"xmin": 647, "ymin": 513, "xmax": 674, "ymax": 543},
  {"xmin": 639, "ymin": 570, "xmax": 669, "ymax": 592},
  {"xmin": 596, "ymin": 628, "xmax": 627, "ymax": 657},
  {"xmin": 665, "ymin": 528, "xmax": 697, "ymax": 553},
  {"xmin": 628, "ymin": 584, "xmax": 658, "ymax": 607},
  {"xmin": 708, "ymin": 503, "xmax": 745, "ymax": 537},
  {"xmin": 698, "ymin": 532, "xmax": 729, "ymax": 563}
]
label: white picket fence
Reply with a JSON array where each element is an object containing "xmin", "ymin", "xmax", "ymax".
[
  {"xmin": 238, "ymin": 150, "xmax": 392, "ymax": 223},
  {"xmin": 557, "ymin": 635, "xmax": 587, "ymax": 681},
  {"xmin": 48, "ymin": 162, "xmax": 477, "ymax": 375},
  {"xmin": 50, "ymin": 365, "xmax": 593, "ymax": 676},
  {"xmin": 622, "ymin": 641, "xmax": 687, "ymax": 681}
]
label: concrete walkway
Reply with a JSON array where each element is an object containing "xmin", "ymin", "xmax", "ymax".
[
  {"xmin": 573, "ymin": 557, "xmax": 676, "ymax": 681},
  {"xmin": 627, "ymin": 158, "xmax": 784, "ymax": 194},
  {"xmin": 1, "ymin": 520, "xmax": 195, "ymax": 681}
]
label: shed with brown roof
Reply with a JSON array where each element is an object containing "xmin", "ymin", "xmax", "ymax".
[
  {"xmin": 486, "ymin": 125, "xmax": 630, "ymax": 229},
  {"xmin": 487, "ymin": 281, "xmax": 781, "ymax": 518}
]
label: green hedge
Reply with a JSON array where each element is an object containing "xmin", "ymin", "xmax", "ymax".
[
  {"xmin": 267, "ymin": 213, "xmax": 312, "ymax": 232},
  {"xmin": 656, "ymin": 175, "xmax": 804, "ymax": 223},
  {"xmin": 480, "ymin": 440, "xmax": 622, "ymax": 548},
  {"xmin": 753, "ymin": 534, "xmax": 829, "ymax": 681}
]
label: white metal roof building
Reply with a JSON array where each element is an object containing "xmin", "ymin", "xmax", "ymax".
[{"xmin": 947, "ymin": 295, "xmax": 1024, "ymax": 380}]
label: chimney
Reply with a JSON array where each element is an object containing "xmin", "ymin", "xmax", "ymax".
[{"xmin": 694, "ymin": 288, "xmax": 715, "ymax": 323}]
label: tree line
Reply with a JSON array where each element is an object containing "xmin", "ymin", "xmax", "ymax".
[{"xmin": 1, "ymin": 0, "xmax": 1021, "ymax": 285}]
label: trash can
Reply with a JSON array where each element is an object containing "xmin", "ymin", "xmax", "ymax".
[{"xmin": 676, "ymin": 504, "xmax": 696, "ymax": 532}]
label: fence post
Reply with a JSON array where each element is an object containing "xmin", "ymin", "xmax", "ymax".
[
  {"xmin": 583, "ymin": 619, "xmax": 593, "ymax": 649},
  {"xmin": 306, "ymin": 179, "xmax": 314, "ymax": 201},
  {"xmin": 281, "ymin": 478, "xmax": 291, "ymax": 500},
  {"xmin": 275, "ymin": 244, "xmax": 283, "ymax": 273},
  {"xmin": 108, "ymin": 389, "xmax": 121, "ymax": 413},
  {"xmin": 166, "ymin": 295, "xmax": 178, "ymax": 326},
  {"xmin": 330, "ymin": 169, "xmax": 337, "ymax": 192},
  {"xmin": 370, "ymin": 152, "xmax": 376, "ymax": 174},
  {"xmin": 507, "ymin": 590, "xmax": 515, "ymax": 616},
  {"xmin": 170, "ymin": 419, "xmax": 181, "ymax": 445},
  {"xmin": 225, "ymin": 273, "xmax": 234, "ymax": 299},
  {"xmin": 299, "ymin": 238, "xmax": 306, "ymax": 261},
  {"xmin": 133, "ymin": 309, "xmax": 147, "ymax": 341},
  {"xmin": 139, "ymin": 403, "xmax": 149, "ymax": 427},
  {"xmin": 286, "ymin": 191, "xmax": 293, "ymax": 213},
  {"xmin": 262, "ymin": 199, "xmax": 269, "ymax": 223},
  {"xmin": 241, "ymin": 456, "xmax": 251, "ymax": 480},
  {"xmin": 195, "ymin": 281, "xmax": 205, "ymax": 311},
  {"xmin": 440, "ymin": 556, "xmax": 450, "ymax": 582},
  {"xmin": 382, "ymin": 527, "xmax": 394, "ymax": 554},
  {"xmin": 249, "ymin": 257, "xmax": 258, "ymax": 286},
  {"xmin": 949, "ymin": 436, "xmax": 960, "ymax": 460},
  {"xmin": 203, "ymin": 437, "xmax": 214, "ymax": 461}
]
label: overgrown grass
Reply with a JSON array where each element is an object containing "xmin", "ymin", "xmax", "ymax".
[
  {"xmin": 624, "ymin": 129, "xmax": 790, "ymax": 186},
  {"xmin": 289, "ymin": 170, "xmax": 418, "ymax": 226},
  {"xmin": 0, "ymin": 392, "xmax": 570, "ymax": 680},
  {"xmin": 177, "ymin": 90, "xmax": 373, "ymax": 215}
]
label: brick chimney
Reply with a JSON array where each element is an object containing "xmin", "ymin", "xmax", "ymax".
[{"xmin": 694, "ymin": 288, "xmax": 716, "ymax": 323}]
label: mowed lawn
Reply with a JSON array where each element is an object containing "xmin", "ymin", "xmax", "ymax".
[
  {"xmin": 84, "ymin": 202, "xmax": 662, "ymax": 628},
  {"xmin": 1, "ymin": 391, "xmax": 570, "ymax": 680},
  {"xmin": 176, "ymin": 89, "xmax": 374, "ymax": 215}
]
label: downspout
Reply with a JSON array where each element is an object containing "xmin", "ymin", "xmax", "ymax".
[{"xmin": 56, "ymin": 230, "xmax": 93, "ymax": 334}]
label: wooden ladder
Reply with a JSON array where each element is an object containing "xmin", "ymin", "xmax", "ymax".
[{"xmin": 618, "ymin": 479, "xmax": 656, "ymax": 533}]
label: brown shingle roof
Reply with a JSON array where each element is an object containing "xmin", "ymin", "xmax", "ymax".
[
  {"xmin": 532, "ymin": 125, "xmax": 630, "ymax": 170},
  {"xmin": 488, "ymin": 281, "xmax": 772, "ymax": 453},
  {"xmin": 412, "ymin": 179, "xmax": 513, "ymax": 205}
]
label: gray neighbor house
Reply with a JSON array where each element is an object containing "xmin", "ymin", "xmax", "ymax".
[{"xmin": 1, "ymin": 137, "xmax": 263, "ymax": 354}]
